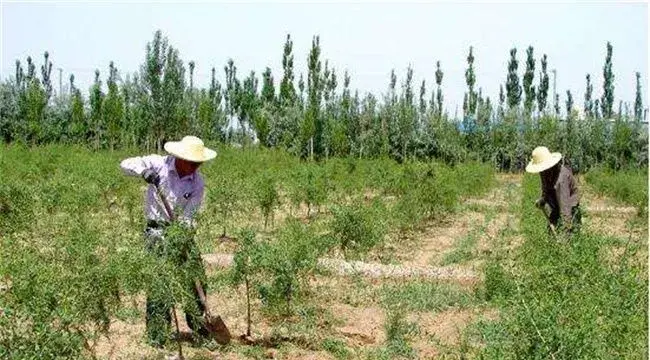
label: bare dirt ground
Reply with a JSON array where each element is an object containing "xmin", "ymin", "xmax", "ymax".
[
  {"xmin": 581, "ymin": 185, "xmax": 644, "ymax": 238},
  {"xmin": 95, "ymin": 173, "xmax": 645, "ymax": 359},
  {"xmin": 407, "ymin": 211, "xmax": 485, "ymax": 266}
]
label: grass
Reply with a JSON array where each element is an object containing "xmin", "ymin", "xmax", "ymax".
[
  {"xmin": 441, "ymin": 234, "xmax": 478, "ymax": 265},
  {"xmin": 380, "ymin": 280, "xmax": 480, "ymax": 314},
  {"xmin": 474, "ymin": 173, "xmax": 648, "ymax": 359},
  {"xmin": 322, "ymin": 338, "xmax": 351, "ymax": 360},
  {"xmin": 442, "ymin": 207, "xmax": 497, "ymax": 266},
  {"xmin": 585, "ymin": 166, "xmax": 648, "ymax": 220},
  {"xmin": 366, "ymin": 307, "xmax": 419, "ymax": 360}
]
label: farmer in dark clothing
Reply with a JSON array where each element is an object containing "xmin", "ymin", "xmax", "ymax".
[
  {"xmin": 120, "ymin": 136, "xmax": 216, "ymax": 347},
  {"xmin": 526, "ymin": 146, "xmax": 582, "ymax": 235}
]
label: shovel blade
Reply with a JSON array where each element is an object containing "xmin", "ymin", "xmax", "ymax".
[{"xmin": 205, "ymin": 314, "xmax": 231, "ymax": 345}]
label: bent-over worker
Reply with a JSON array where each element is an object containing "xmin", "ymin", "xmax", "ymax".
[{"xmin": 525, "ymin": 146, "xmax": 582, "ymax": 235}]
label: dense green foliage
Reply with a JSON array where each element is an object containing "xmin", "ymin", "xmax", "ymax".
[
  {"xmin": 477, "ymin": 174, "xmax": 647, "ymax": 359},
  {"xmin": 1, "ymin": 32, "xmax": 646, "ymax": 172},
  {"xmin": 0, "ymin": 144, "xmax": 495, "ymax": 358}
]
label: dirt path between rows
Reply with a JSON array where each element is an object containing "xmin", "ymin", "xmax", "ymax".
[{"xmin": 202, "ymin": 253, "xmax": 479, "ymax": 282}]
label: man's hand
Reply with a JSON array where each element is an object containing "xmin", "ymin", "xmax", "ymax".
[
  {"xmin": 142, "ymin": 169, "xmax": 160, "ymax": 186},
  {"xmin": 535, "ymin": 198, "xmax": 545, "ymax": 209}
]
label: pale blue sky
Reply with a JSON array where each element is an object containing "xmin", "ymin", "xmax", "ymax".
[{"xmin": 2, "ymin": 1, "xmax": 648, "ymax": 115}]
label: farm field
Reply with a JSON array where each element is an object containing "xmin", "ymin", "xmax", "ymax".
[
  {"xmin": 2, "ymin": 2, "xmax": 649, "ymax": 359},
  {"xmin": 1, "ymin": 144, "xmax": 646, "ymax": 360}
]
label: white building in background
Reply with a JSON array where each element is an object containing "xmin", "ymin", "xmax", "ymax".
[{"xmin": 223, "ymin": 113, "xmax": 260, "ymax": 147}]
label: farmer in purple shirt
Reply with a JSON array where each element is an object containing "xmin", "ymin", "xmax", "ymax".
[{"xmin": 120, "ymin": 136, "xmax": 216, "ymax": 347}]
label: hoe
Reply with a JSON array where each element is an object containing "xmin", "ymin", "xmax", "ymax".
[
  {"xmin": 538, "ymin": 205, "xmax": 557, "ymax": 236},
  {"xmin": 153, "ymin": 182, "xmax": 231, "ymax": 347}
]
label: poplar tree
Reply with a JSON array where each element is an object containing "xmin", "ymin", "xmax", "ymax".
[
  {"xmin": 68, "ymin": 74, "xmax": 85, "ymax": 143},
  {"xmin": 104, "ymin": 61, "xmax": 124, "ymax": 150},
  {"xmin": 261, "ymin": 67, "xmax": 275, "ymax": 106},
  {"xmin": 305, "ymin": 36, "xmax": 322, "ymax": 160},
  {"xmin": 435, "ymin": 61, "xmax": 444, "ymax": 117},
  {"xmin": 634, "ymin": 72, "xmax": 643, "ymax": 122},
  {"xmin": 40, "ymin": 51, "xmax": 54, "ymax": 101},
  {"xmin": 506, "ymin": 48, "xmax": 522, "ymax": 109},
  {"xmin": 601, "ymin": 42, "xmax": 615, "ymax": 119},
  {"xmin": 523, "ymin": 46, "xmax": 536, "ymax": 115},
  {"xmin": 89, "ymin": 69, "xmax": 104, "ymax": 149},
  {"xmin": 537, "ymin": 54, "xmax": 549, "ymax": 113},
  {"xmin": 464, "ymin": 47, "xmax": 477, "ymax": 116},
  {"xmin": 584, "ymin": 74, "xmax": 594, "ymax": 118},
  {"xmin": 279, "ymin": 34, "xmax": 296, "ymax": 108},
  {"xmin": 419, "ymin": 80, "xmax": 426, "ymax": 122}
]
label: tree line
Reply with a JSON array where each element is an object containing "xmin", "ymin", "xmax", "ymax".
[{"xmin": 0, "ymin": 30, "xmax": 646, "ymax": 172}]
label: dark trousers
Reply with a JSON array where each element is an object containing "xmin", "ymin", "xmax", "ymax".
[
  {"xmin": 548, "ymin": 205, "xmax": 582, "ymax": 235},
  {"xmin": 144, "ymin": 225, "xmax": 209, "ymax": 347}
]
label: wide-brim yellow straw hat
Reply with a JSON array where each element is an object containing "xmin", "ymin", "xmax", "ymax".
[
  {"xmin": 164, "ymin": 136, "xmax": 217, "ymax": 163},
  {"xmin": 525, "ymin": 146, "xmax": 562, "ymax": 173}
]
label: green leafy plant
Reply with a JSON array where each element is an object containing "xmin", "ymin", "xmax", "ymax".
[
  {"xmin": 330, "ymin": 200, "xmax": 386, "ymax": 257},
  {"xmin": 254, "ymin": 172, "xmax": 280, "ymax": 230},
  {"xmin": 230, "ymin": 228, "xmax": 262, "ymax": 336},
  {"xmin": 255, "ymin": 220, "xmax": 321, "ymax": 317},
  {"xmin": 208, "ymin": 172, "xmax": 247, "ymax": 239},
  {"xmin": 585, "ymin": 166, "xmax": 648, "ymax": 220},
  {"xmin": 288, "ymin": 164, "xmax": 330, "ymax": 218},
  {"xmin": 322, "ymin": 338, "xmax": 351, "ymax": 360},
  {"xmin": 368, "ymin": 306, "xmax": 418, "ymax": 360}
]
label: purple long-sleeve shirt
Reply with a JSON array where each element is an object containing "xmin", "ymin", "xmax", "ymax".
[{"xmin": 120, "ymin": 154, "xmax": 205, "ymax": 224}]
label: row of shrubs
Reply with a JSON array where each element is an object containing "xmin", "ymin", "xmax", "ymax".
[{"xmin": 0, "ymin": 143, "xmax": 496, "ymax": 358}]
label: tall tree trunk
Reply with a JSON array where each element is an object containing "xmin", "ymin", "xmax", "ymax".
[
  {"xmin": 245, "ymin": 277, "xmax": 251, "ymax": 336},
  {"xmin": 310, "ymin": 137, "xmax": 314, "ymax": 161}
]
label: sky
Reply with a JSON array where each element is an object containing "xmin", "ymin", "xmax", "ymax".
[{"xmin": 1, "ymin": 1, "xmax": 648, "ymax": 116}]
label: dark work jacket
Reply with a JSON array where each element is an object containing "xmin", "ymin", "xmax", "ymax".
[{"xmin": 540, "ymin": 165, "xmax": 580, "ymax": 227}]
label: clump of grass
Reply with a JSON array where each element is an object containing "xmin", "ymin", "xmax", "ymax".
[
  {"xmin": 482, "ymin": 260, "xmax": 515, "ymax": 302},
  {"xmin": 367, "ymin": 306, "xmax": 418, "ymax": 360},
  {"xmin": 322, "ymin": 338, "xmax": 351, "ymax": 360},
  {"xmin": 442, "ymin": 211, "xmax": 495, "ymax": 265},
  {"xmin": 441, "ymin": 232, "xmax": 479, "ymax": 266},
  {"xmin": 384, "ymin": 308, "xmax": 418, "ymax": 359},
  {"xmin": 380, "ymin": 280, "xmax": 479, "ymax": 313}
]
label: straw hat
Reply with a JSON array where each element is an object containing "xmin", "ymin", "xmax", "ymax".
[
  {"xmin": 525, "ymin": 146, "xmax": 562, "ymax": 173},
  {"xmin": 164, "ymin": 136, "xmax": 216, "ymax": 163}
]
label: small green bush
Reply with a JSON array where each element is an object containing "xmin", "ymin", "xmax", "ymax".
[
  {"xmin": 254, "ymin": 172, "xmax": 280, "ymax": 230},
  {"xmin": 255, "ymin": 220, "xmax": 322, "ymax": 316},
  {"xmin": 330, "ymin": 200, "xmax": 387, "ymax": 257}
]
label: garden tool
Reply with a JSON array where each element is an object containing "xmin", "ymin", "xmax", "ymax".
[
  {"xmin": 537, "ymin": 204, "xmax": 557, "ymax": 236},
  {"xmin": 153, "ymin": 182, "xmax": 231, "ymax": 345}
]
